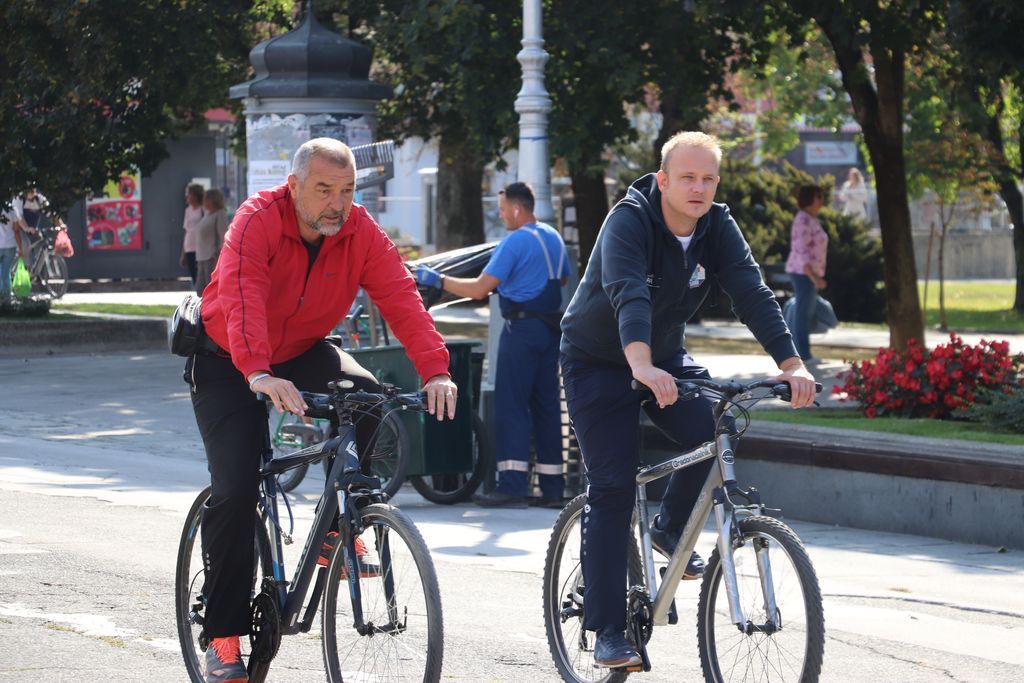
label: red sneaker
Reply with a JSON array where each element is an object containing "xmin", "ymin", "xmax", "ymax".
[
  {"xmin": 317, "ymin": 531, "xmax": 382, "ymax": 577},
  {"xmin": 205, "ymin": 635, "xmax": 248, "ymax": 682}
]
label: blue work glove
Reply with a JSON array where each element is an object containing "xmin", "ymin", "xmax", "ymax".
[{"xmin": 415, "ymin": 265, "xmax": 444, "ymax": 290}]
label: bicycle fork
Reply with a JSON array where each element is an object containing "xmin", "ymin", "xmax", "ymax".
[{"xmin": 711, "ymin": 432, "xmax": 781, "ymax": 634}]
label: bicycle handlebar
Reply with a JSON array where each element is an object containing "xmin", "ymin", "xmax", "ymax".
[
  {"xmin": 299, "ymin": 385, "xmax": 427, "ymax": 420},
  {"xmin": 630, "ymin": 377, "xmax": 823, "ymax": 404}
]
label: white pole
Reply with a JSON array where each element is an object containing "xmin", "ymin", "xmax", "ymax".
[{"xmin": 515, "ymin": 0, "xmax": 555, "ymax": 223}]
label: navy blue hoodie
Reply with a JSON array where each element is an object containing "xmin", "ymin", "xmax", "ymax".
[{"xmin": 560, "ymin": 173, "xmax": 797, "ymax": 366}]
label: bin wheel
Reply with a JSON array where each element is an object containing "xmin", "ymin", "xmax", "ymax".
[{"xmin": 410, "ymin": 413, "xmax": 488, "ymax": 504}]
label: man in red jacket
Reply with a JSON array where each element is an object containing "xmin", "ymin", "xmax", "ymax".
[{"xmin": 187, "ymin": 137, "xmax": 457, "ymax": 683}]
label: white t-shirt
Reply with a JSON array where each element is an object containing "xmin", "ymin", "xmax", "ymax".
[
  {"xmin": 676, "ymin": 234, "xmax": 693, "ymax": 252},
  {"xmin": 183, "ymin": 204, "xmax": 204, "ymax": 253},
  {"xmin": 0, "ymin": 200, "xmax": 23, "ymax": 249}
]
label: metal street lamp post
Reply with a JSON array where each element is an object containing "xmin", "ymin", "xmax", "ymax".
[{"xmin": 514, "ymin": 0, "xmax": 555, "ymax": 223}]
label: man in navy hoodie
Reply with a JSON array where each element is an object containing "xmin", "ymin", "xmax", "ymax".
[{"xmin": 559, "ymin": 131, "xmax": 817, "ymax": 668}]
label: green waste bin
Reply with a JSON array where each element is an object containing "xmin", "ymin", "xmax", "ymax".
[{"xmin": 348, "ymin": 340, "xmax": 479, "ymax": 476}]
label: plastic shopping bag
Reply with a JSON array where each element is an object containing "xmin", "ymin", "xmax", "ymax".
[
  {"xmin": 54, "ymin": 229, "xmax": 74, "ymax": 258},
  {"xmin": 11, "ymin": 258, "xmax": 30, "ymax": 297}
]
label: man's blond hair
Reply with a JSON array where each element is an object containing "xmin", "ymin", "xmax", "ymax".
[
  {"xmin": 660, "ymin": 131, "xmax": 722, "ymax": 171},
  {"xmin": 292, "ymin": 137, "xmax": 357, "ymax": 182}
]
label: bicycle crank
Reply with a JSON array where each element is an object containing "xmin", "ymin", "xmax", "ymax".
[
  {"xmin": 248, "ymin": 579, "xmax": 282, "ymax": 681},
  {"xmin": 626, "ymin": 586, "xmax": 653, "ymax": 672}
]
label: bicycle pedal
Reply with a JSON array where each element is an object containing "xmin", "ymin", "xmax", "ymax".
[{"xmin": 624, "ymin": 665, "xmax": 644, "ymax": 672}]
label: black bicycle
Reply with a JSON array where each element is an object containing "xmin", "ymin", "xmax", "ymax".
[{"xmin": 175, "ymin": 381, "xmax": 443, "ymax": 682}]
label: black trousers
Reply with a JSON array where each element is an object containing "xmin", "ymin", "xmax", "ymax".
[
  {"xmin": 560, "ymin": 350, "xmax": 733, "ymax": 633},
  {"xmin": 185, "ymin": 340, "xmax": 381, "ymax": 637}
]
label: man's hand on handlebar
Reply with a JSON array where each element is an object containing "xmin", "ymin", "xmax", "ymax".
[
  {"xmin": 250, "ymin": 374, "xmax": 308, "ymax": 415},
  {"xmin": 632, "ymin": 365, "xmax": 679, "ymax": 409},
  {"xmin": 423, "ymin": 374, "xmax": 457, "ymax": 421},
  {"xmin": 772, "ymin": 359, "xmax": 817, "ymax": 409}
]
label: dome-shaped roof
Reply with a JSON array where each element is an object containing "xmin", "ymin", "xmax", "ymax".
[{"xmin": 229, "ymin": 10, "xmax": 391, "ymax": 101}]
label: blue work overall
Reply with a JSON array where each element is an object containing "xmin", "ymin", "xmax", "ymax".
[{"xmin": 493, "ymin": 271, "xmax": 565, "ymax": 499}]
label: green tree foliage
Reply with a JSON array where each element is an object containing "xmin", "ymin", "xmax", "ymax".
[
  {"xmin": 947, "ymin": 0, "xmax": 1024, "ymax": 311},
  {"xmin": 904, "ymin": 37, "xmax": 999, "ymax": 330},
  {"xmin": 644, "ymin": 1, "xmax": 787, "ymax": 159},
  {"xmin": 725, "ymin": 29, "xmax": 850, "ymax": 161},
  {"xmin": 347, "ymin": 0, "xmax": 520, "ymax": 249},
  {"xmin": 716, "ymin": 160, "xmax": 885, "ymax": 323},
  {"xmin": 0, "ymin": 0, "xmax": 263, "ymax": 213},
  {"xmin": 748, "ymin": 0, "xmax": 945, "ymax": 350},
  {"xmin": 545, "ymin": 0, "xmax": 647, "ymax": 267}
]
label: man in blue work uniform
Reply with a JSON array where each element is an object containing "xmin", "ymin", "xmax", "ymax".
[
  {"xmin": 416, "ymin": 182, "xmax": 570, "ymax": 508},
  {"xmin": 560, "ymin": 132, "xmax": 817, "ymax": 668}
]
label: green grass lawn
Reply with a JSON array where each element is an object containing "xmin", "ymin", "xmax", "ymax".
[
  {"xmin": 51, "ymin": 302, "xmax": 176, "ymax": 317},
  {"xmin": 756, "ymin": 407, "xmax": 1024, "ymax": 446},
  {"xmin": 918, "ymin": 280, "xmax": 1023, "ymax": 332}
]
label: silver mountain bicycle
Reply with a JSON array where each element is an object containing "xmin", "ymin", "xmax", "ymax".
[{"xmin": 544, "ymin": 377, "xmax": 825, "ymax": 682}]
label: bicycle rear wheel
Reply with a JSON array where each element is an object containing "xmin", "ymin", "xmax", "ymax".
[
  {"xmin": 40, "ymin": 253, "xmax": 68, "ymax": 299},
  {"xmin": 322, "ymin": 503, "xmax": 443, "ymax": 682},
  {"xmin": 175, "ymin": 487, "xmax": 272, "ymax": 683},
  {"xmin": 269, "ymin": 411, "xmax": 314, "ymax": 492},
  {"xmin": 409, "ymin": 412, "xmax": 488, "ymax": 504},
  {"xmin": 543, "ymin": 494, "xmax": 643, "ymax": 683},
  {"xmin": 697, "ymin": 515, "xmax": 824, "ymax": 683}
]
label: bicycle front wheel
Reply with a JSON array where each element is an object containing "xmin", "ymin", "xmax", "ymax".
[
  {"xmin": 41, "ymin": 253, "xmax": 68, "ymax": 299},
  {"xmin": 175, "ymin": 487, "xmax": 272, "ymax": 683},
  {"xmin": 322, "ymin": 503, "xmax": 443, "ymax": 682},
  {"xmin": 543, "ymin": 494, "xmax": 642, "ymax": 683},
  {"xmin": 697, "ymin": 515, "xmax": 824, "ymax": 683}
]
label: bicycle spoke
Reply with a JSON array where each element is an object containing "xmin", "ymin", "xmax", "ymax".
[
  {"xmin": 323, "ymin": 505, "xmax": 441, "ymax": 682},
  {"xmin": 698, "ymin": 517, "xmax": 824, "ymax": 683}
]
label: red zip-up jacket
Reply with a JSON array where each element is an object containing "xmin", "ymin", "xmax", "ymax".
[{"xmin": 202, "ymin": 184, "xmax": 450, "ymax": 382}]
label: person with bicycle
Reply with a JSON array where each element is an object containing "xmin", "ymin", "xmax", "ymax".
[
  {"xmin": 415, "ymin": 182, "xmax": 570, "ymax": 508},
  {"xmin": 185, "ymin": 137, "xmax": 458, "ymax": 683},
  {"xmin": 558, "ymin": 131, "xmax": 817, "ymax": 668},
  {"xmin": 0, "ymin": 199, "xmax": 26, "ymax": 305}
]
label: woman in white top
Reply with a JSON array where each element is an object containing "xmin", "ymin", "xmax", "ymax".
[
  {"xmin": 193, "ymin": 188, "xmax": 228, "ymax": 295},
  {"xmin": 838, "ymin": 167, "xmax": 869, "ymax": 222},
  {"xmin": 180, "ymin": 183, "xmax": 205, "ymax": 286}
]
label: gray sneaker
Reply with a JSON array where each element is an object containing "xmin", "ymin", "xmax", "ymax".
[
  {"xmin": 205, "ymin": 635, "xmax": 248, "ymax": 682},
  {"xmin": 649, "ymin": 515, "xmax": 705, "ymax": 579}
]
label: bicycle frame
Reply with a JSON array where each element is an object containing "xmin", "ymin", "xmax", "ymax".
[
  {"xmin": 633, "ymin": 405, "xmax": 773, "ymax": 629},
  {"xmin": 256, "ymin": 413, "xmax": 384, "ymax": 637}
]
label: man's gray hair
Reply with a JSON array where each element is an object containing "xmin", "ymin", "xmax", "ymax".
[{"xmin": 291, "ymin": 138, "xmax": 357, "ymax": 182}]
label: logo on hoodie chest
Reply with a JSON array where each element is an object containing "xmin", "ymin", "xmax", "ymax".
[{"xmin": 688, "ymin": 263, "xmax": 706, "ymax": 289}]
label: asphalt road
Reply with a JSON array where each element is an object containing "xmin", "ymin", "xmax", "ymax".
[{"xmin": 0, "ymin": 352, "xmax": 1022, "ymax": 682}]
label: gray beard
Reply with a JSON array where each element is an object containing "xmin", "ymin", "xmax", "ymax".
[{"xmin": 311, "ymin": 219, "xmax": 342, "ymax": 237}]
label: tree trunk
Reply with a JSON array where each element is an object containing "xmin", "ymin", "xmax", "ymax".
[
  {"xmin": 569, "ymin": 166, "xmax": 609, "ymax": 274},
  {"xmin": 435, "ymin": 135, "xmax": 485, "ymax": 251},
  {"xmin": 975, "ymin": 94, "xmax": 1024, "ymax": 311},
  {"xmin": 819, "ymin": 28, "xmax": 924, "ymax": 349},
  {"xmin": 1000, "ymin": 178, "xmax": 1024, "ymax": 311},
  {"xmin": 938, "ymin": 221, "xmax": 947, "ymax": 331}
]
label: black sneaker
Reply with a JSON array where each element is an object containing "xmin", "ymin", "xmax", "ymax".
[
  {"xmin": 593, "ymin": 628, "xmax": 641, "ymax": 668},
  {"xmin": 473, "ymin": 491, "xmax": 529, "ymax": 508},
  {"xmin": 649, "ymin": 515, "xmax": 705, "ymax": 579}
]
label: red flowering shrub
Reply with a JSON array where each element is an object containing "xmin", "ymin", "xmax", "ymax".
[{"xmin": 834, "ymin": 333, "xmax": 1024, "ymax": 419}]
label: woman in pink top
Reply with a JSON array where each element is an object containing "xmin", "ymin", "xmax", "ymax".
[
  {"xmin": 785, "ymin": 184, "xmax": 827, "ymax": 361},
  {"xmin": 180, "ymin": 183, "xmax": 205, "ymax": 286}
]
